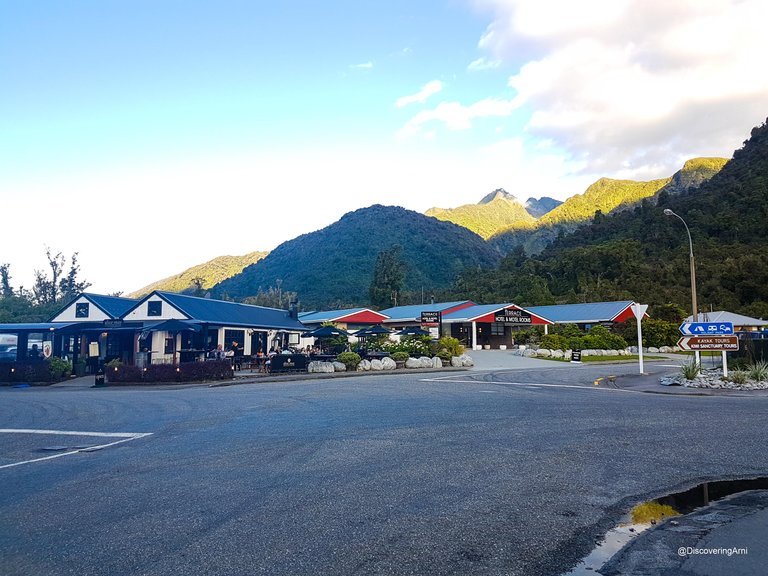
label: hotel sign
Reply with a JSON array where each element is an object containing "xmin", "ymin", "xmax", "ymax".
[
  {"xmin": 494, "ymin": 309, "xmax": 532, "ymax": 324},
  {"xmin": 420, "ymin": 311, "xmax": 441, "ymax": 325}
]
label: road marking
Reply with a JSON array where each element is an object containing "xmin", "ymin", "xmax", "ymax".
[
  {"xmin": 0, "ymin": 429, "xmax": 152, "ymax": 470},
  {"xmin": 419, "ymin": 378, "xmax": 644, "ymax": 394},
  {"xmin": 657, "ymin": 364, "xmax": 682, "ymax": 367}
]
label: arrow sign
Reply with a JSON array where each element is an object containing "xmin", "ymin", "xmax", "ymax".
[
  {"xmin": 679, "ymin": 322, "xmax": 734, "ymax": 336},
  {"xmin": 677, "ymin": 336, "xmax": 739, "ymax": 351}
]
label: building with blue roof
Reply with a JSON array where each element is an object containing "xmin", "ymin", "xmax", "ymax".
[{"xmin": 527, "ymin": 301, "xmax": 638, "ymax": 328}]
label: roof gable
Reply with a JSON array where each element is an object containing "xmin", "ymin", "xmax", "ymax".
[
  {"xmin": 49, "ymin": 292, "xmax": 139, "ymax": 322},
  {"xmin": 527, "ymin": 301, "xmax": 636, "ymax": 324}
]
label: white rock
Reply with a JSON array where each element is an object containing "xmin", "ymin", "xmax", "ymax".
[
  {"xmin": 358, "ymin": 359, "xmax": 372, "ymax": 371},
  {"xmin": 419, "ymin": 356, "xmax": 432, "ymax": 368},
  {"xmin": 537, "ymin": 349, "xmax": 552, "ymax": 357},
  {"xmin": 308, "ymin": 361, "xmax": 335, "ymax": 373},
  {"xmin": 606, "ymin": 349, "xmax": 619, "ymax": 356},
  {"xmin": 405, "ymin": 358, "xmax": 421, "ymax": 369},
  {"xmin": 659, "ymin": 346, "xmax": 672, "ymax": 353},
  {"xmin": 370, "ymin": 359, "xmax": 383, "ymax": 371},
  {"xmin": 381, "ymin": 357, "xmax": 396, "ymax": 370},
  {"xmin": 523, "ymin": 349, "xmax": 537, "ymax": 358},
  {"xmin": 551, "ymin": 349, "xmax": 564, "ymax": 359},
  {"xmin": 648, "ymin": 347, "xmax": 660, "ymax": 353},
  {"xmin": 332, "ymin": 362, "xmax": 346, "ymax": 372},
  {"xmin": 460, "ymin": 354, "xmax": 474, "ymax": 367},
  {"xmin": 431, "ymin": 357, "xmax": 442, "ymax": 368},
  {"xmin": 451, "ymin": 356, "xmax": 463, "ymax": 367}
]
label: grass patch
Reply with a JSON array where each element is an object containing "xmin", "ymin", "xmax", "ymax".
[{"xmin": 540, "ymin": 355, "xmax": 667, "ymax": 363}]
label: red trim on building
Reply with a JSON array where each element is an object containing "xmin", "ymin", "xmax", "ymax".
[
  {"xmin": 471, "ymin": 305, "xmax": 553, "ymax": 325},
  {"xmin": 334, "ymin": 309, "xmax": 389, "ymax": 324},
  {"xmin": 443, "ymin": 301, "xmax": 476, "ymax": 316},
  {"xmin": 611, "ymin": 304, "xmax": 649, "ymax": 323}
]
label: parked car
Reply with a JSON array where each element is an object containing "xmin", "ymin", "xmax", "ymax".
[{"xmin": 0, "ymin": 345, "xmax": 17, "ymax": 361}]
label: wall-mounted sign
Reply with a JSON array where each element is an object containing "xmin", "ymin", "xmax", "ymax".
[
  {"xmin": 103, "ymin": 320, "xmax": 123, "ymax": 328},
  {"xmin": 420, "ymin": 311, "xmax": 441, "ymax": 324},
  {"xmin": 493, "ymin": 308, "xmax": 532, "ymax": 324}
]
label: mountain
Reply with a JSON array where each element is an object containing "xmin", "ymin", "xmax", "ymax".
[
  {"xmin": 211, "ymin": 205, "xmax": 502, "ymax": 309},
  {"xmin": 426, "ymin": 188, "xmax": 536, "ymax": 239},
  {"xmin": 455, "ymin": 118, "xmax": 768, "ymax": 317},
  {"xmin": 490, "ymin": 157, "xmax": 727, "ymax": 255},
  {"xmin": 524, "ymin": 197, "xmax": 562, "ymax": 218},
  {"xmin": 128, "ymin": 251, "xmax": 268, "ymax": 298}
]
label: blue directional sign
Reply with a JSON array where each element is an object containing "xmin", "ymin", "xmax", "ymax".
[{"xmin": 679, "ymin": 322, "xmax": 734, "ymax": 336}]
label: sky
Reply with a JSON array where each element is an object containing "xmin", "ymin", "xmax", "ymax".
[{"xmin": 2, "ymin": 0, "xmax": 767, "ymax": 295}]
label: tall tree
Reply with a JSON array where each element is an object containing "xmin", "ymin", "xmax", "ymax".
[
  {"xmin": 31, "ymin": 249, "xmax": 90, "ymax": 306},
  {"xmin": 0, "ymin": 263, "xmax": 13, "ymax": 298},
  {"xmin": 369, "ymin": 245, "xmax": 406, "ymax": 309}
]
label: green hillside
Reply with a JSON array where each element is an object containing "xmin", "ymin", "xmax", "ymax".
[
  {"xmin": 426, "ymin": 189, "xmax": 536, "ymax": 239},
  {"xmin": 490, "ymin": 157, "xmax": 727, "ymax": 255},
  {"xmin": 451, "ymin": 118, "xmax": 768, "ymax": 317},
  {"xmin": 212, "ymin": 205, "xmax": 501, "ymax": 309},
  {"xmin": 129, "ymin": 251, "xmax": 268, "ymax": 298}
]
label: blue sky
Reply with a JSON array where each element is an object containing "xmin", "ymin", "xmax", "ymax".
[{"xmin": 2, "ymin": 0, "xmax": 767, "ymax": 294}]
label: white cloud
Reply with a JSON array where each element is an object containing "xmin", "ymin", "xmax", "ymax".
[
  {"xmin": 395, "ymin": 80, "xmax": 444, "ymax": 108},
  {"xmin": 398, "ymin": 97, "xmax": 519, "ymax": 137},
  {"xmin": 467, "ymin": 57, "xmax": 501, "ymax": 71},
  {"xmin": 471, "ymin": 0, "xmax": 768, "ymax": 178},
  {"xmin": 350, "ymin": 61, "xmax": 373, "ymax": 69}
]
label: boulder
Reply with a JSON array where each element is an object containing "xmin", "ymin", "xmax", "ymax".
[
  {"xmin": 308, "ymin": 361, "xmax": 334, "ymax": 373},
  {"xmin": 332, "ymin": 362, "xmax": 346, "ymax": 372},
  {"xmin": 431, "ymin": 357, "xmax": 442, "ymax": 368},
  {"xmin": 659, "ymin": 346, "xmax": 672, "ymax": 353},
  {"xmin": 537, "ymin": 348, "xmax": 552, "ymax": 357},
  {"xmin": 358, "ymin": 359, "xmax": 372, "ymax": 371},
  {"xmin": 551, "ymin": 349, "xmax": 564, "ymax": 359},
  {"xmin": 460, "ymin": 354, "xmax": 474, "ymax": 367},
  {"xmin": 381, "ymin": 357, "xmax": 397, "ymax": 370},
  {"xmin": 405, "ymin": 358, "xmax": 422, "ymax": 369},
  {"xmin": 523, "ymin": 349, "xmax": 537, "ymax": 358},
  {"xmin": 606, "ymin": 349, "xmax": 619, "ymax": 356},
  {"xmin": 419, "ymin": 356, "xmax": 432, "ymax": 368},
  {"xmin": 451, "ymin": 356, "xmax": 463, "ymax": 367},
  {"xmin": 629, "ymin": 346, "xmax": 638, "ymax": 354},
  {"xmin": 370, "ymin": 359, "xmax": 383, "ymax": 371},
  {"xmin": 648, "ymin": 347, "xmax": 660, "ymax": 353}
]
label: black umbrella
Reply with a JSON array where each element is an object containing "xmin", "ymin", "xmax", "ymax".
[
  {"xmin": 303, "ymin": 325, "xmax": 350, "ymax": 338},
  {"xmin": 395, "ymin": 326, "xmax": 430, "ymax": 336},
  {"xmin": 148, "ymin": 319, "xmax": 202, "ymax": 333},
  {"xmin": 355, "ymin": 324, "xmax": 393, "ymax": 337}
]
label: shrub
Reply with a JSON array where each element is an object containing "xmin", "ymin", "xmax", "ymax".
[
  {"xmin": 583, "ymin": 325, "xmax": 628, "ymax": 350},
  {"xmin": 48, "ymin": 357, "xmax": 72, "ymax": 379},
  {"xmin": 541, "ymin": 334, "xmax": 569, "ymax": 351},
  {"xmin": 107, "ymin": 360, "xmax": 233, "ymax": 384},
  {"xmin": 435, "ymin": 336, "xmax": 464, "ymax": 358},
  {"xmin": 382, "ymin": 335, "xmax": 432, "ymax": 356},
  {"xmin": 391, "ymin": 351, "xmax": 409, "ymax": 363},
  {"xmin": 730, "ymin": 370, "xmax": 748, "ymax": 385},
  {"xmin": 748, "ymin": 361, "xmax": 768, "ymax": 382},
  {"xmin": 336, "ymin": 351, "xmax": 361, "ymax": 370},
  {"xmin": 680, "ymin": 360, "xmax": 700, "ymax": 380}
]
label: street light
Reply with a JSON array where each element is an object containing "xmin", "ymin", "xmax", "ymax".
[
  {"xmin": 664, "ymin": 208, "xmax": 700, "ymax": 363},
  {"xmin": 663, "ymin": 209, "xmax": 698, "ymax": 323}
]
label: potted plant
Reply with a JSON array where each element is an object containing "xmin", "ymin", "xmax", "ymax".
[{"xmin": 391, "ymin": 351, "xmax": 409, "ymax": 369}]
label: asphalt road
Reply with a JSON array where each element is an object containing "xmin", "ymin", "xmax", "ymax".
[{"xmin": 2, "ymin": 365, "xmax": 768, "ymax": 576}]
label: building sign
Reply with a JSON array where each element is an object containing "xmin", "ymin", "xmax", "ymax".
[
  {"xmin": 103, "ymin": 320, "xmax": 123, "ymax": 328},
  {"xmin": 420, "ymin": 311, "xmax": 441, "ymax": 325},
  {"xmin": 493, "ymin": 308, "xmax": 532, "ymax": 324},
  {"xmin": 677, "ymin": 336, "xmax": 739, "ymax": 351}
]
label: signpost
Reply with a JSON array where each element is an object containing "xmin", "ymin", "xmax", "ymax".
[
  {"xmin": 676, "ymin": 336, "xmax": 739, "ymax": 351},
  {"xmin": 420, "ymin": 311, "xmax": 441, "ymax": 339},
  {"xmin": 677, "ymin": 324, "xmax": 738, "ymax": 377},
  {"xmin": 631, "ymin": 303, "xmax": 649, "ymax": 374},
  {"xmin": 679, "ymin": 322, "xmax": 734, "ymax": 336}
]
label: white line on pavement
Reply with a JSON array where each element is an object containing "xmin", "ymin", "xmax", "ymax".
[{"xmin": 0, "ymin": 429, "xmax": 153, "ymax": 470}]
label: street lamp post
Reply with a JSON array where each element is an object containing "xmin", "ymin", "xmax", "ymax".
[{"xmin": 664, "ymin": 209, "xmax": 700, "ymax": 363}]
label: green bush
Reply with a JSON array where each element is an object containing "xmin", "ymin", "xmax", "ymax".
[
  {"xmin": 730, "ymin": 370, "xmax": 748, "ymax": 384},
  {"xmin": 619, "ymin": 318, "xmax": 680, "ymax": 348},
  {"xmin": 382, "ymin": 335, "xmax": 432, "ymax": 356},
  {"xmin": 435, "ymin": 336, "xmax": 464, "ymax": 358},
  {"xmin": 582, "ymin": 325, "xmax": 627, "ymax": 350},
  {"xmin": 48, "ymin": 357, "xmax": 72, "ymax": 379},
  {"xmin": 391, "ymin": 351, "xmax": 409, "ymax": 362},
  {"xmin": 336, "ymin": 351, "xmax": 362, "ymax": 370},
  {"xmin": 680, "ymin": 360, "xmax": 700, "ymax": 380},
  {"xmin": 541, "ymin": 334, "xmax": 569, "ymax": 351},
  {"xmin": 748, "ymin": 361, "xmax": 768, "ymax": 382}
]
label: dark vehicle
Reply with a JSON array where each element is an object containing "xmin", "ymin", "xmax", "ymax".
[{"xmin": 0, "ymin": 345, "xmax": 17, "ymax": 362}]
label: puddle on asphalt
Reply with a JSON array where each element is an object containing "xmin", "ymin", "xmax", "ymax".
[{"xmin": 562, "ymin": 477, "xmax": 768, "ymax": 575}]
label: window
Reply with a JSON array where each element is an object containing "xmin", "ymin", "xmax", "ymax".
[
  {"xmin": 164, "ymin": 337, "xmax": 175, "ymax": 354},
  {"xmin": 75, "ymin": 303, "xmax": 90, "ymax": 318},
  {"xmin": 147, "ymin": 301, "xmax": 162, "ymax": 316},
  {"xmin": 490, "ymin": 323, "xmax": 505, "ymax": 336}
]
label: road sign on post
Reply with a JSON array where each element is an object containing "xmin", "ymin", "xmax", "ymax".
[
  {"xmin": 676, "ymin": 336, "xmax": 739, "ymax": 351},
  {"xmin": 679, "ymin": 322, "xmax": 734, "ymax": 336},
  {"xmin": 631, "ymin": 303, "xmax": 649, "ymax": 374}
]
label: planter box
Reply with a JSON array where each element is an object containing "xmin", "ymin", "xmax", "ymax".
[{"xmin": 499, "ymin": 345, "xmax": 507, "ymax": 350}]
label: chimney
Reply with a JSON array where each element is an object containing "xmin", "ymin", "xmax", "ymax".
[{"xmin": 289, "ymin": 300, "xmax": 298, "ymax": 320}]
